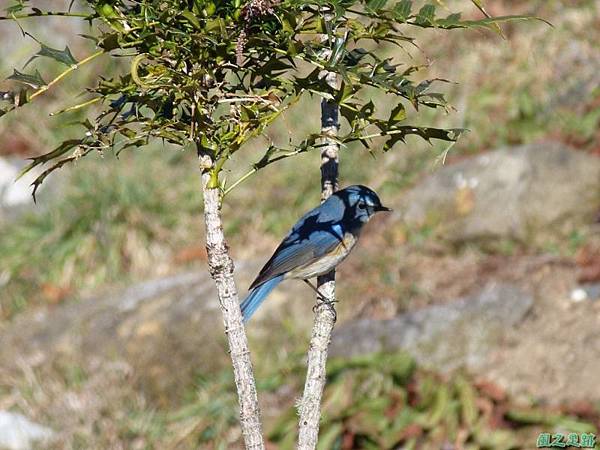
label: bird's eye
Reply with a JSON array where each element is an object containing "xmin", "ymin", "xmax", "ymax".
[{"xmin": 358, "ymin": 202, "xmax": 367, "ymax": 210}]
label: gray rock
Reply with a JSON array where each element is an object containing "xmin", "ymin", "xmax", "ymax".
[
  {"xmin": 548, "ymin": 39, "xmax": 600, "ymax": 111},
  {"xmin": 402, "ymin": 143, "xmax": 600, "ymax": 242},
  {"xmin": 0, "ymin": 411, "xmax": 55, "ymax": 450},
  {"xmin": 0, "ymin": 157, "xmax": 52, "ymax": 223},
  {"xmin": 330, "ymin": 283, "xmax": 533, "ymax": 372},
  {"xmin": 0, "ymin": 270, "xmax": 228, "ymax": 405},
  {"xmin": 0, "ymin": 158, "xmax": 36, "ymax": 207},
  {"xmin": 0, "ymin": 258, "xmax": 309, "ymax": 405}
]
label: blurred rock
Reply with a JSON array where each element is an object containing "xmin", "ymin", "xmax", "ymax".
[
  {"xmin": 0, "ymin": 157, "xmax": 52, "ymax": 222},
  {"xmin": 0, "ymin": 271, "xmax": 231, "ymax": 405},
  {"xmin": 481, "ymin": 266, "xmax": 600, "ymax": 405},
  {"xmin": 330, "ymin": 283, "xmax": 533, "ymax": 372},
  {"xmin": 402, "ymin": 143, "xmax": 600, "ymax": 242},
  {"xmin": 0, "ymin": 158, "xmax": 30, "ymax": 205},
  {"xmin": 0, "ymin": 411, "xmax": 55, "ymax": 450},
  {"xmin": 0, "ymin": 255, "xmax": 312, "ymax": 406},
  {"xmin": 549, "ymin": 39, "xmax": 600, "ymax": 112}
]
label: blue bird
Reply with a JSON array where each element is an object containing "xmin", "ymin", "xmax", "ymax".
[{"xmin": 240, "ymin": 185, "xmax": 391, "ymax": 322}]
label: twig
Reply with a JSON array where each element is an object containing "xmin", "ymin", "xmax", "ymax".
[
  {"xmin": 50, "ymin": 96, "xmax": 101, "ymax": 116},
  {"xmin": 29, "ymin": 50, "xmax": 104, "ymax": 101},
  {"xmin": 0, "ymin": 11, "xmax": 91, "ymax": 20},
  {"xmin": 223, "ymin": 146, "xmax": 314, "ymax": 197},
  {"xmin": 223, "ymin": 167, "xmax": 257, "ymax": 197}
]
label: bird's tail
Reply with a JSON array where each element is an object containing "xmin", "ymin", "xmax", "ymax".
[{"xmin": 240, "ymin": 275, "xmax": 284, "ymax": 322}]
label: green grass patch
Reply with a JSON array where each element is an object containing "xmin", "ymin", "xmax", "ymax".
[{"xmin": 0, "ymin": 148, "xmax": 201, "ymax": 317}]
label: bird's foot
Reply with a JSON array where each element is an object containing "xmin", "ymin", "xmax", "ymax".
[
  {"xmin": 303, "ymin": 279, "xmax": 338, "ymax": 322},
  {"xmin": 313, "ymin": 295, "xmax": 338, "ymax": 323}
]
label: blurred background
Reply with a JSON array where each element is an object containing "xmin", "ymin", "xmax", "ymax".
[{"xmin": 0, "ymin": 0, "xmax": 599, "ymax": 449}]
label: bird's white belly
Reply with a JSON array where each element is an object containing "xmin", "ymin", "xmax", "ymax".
[{"xmin": 287, "ymin": 232, "xmax": 358, "ymax": 280}]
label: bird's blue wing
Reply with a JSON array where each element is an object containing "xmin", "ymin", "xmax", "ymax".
[{"xmin": 249, "ymin": 207, "xmax": 344, "ymax": 290}]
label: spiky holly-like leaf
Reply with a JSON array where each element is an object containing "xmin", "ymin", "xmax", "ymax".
[
  {"xmin": 7, "ymin": 69, "xmax": 46, "ymax": 89},
  {"xmin": 24, "ymin": 44, "xmax": 77, "ymax": 68}
]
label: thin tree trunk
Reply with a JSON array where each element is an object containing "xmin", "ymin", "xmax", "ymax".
[
  {"xmin": 199, "ymin": 154, "xmax": 265, "ymax": 450},
  {"xmin": 296, "ymin": 58, "xmax": 340, "ymax": 450}
]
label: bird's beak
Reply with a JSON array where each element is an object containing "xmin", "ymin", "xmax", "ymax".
[{"xmin": 375, "ymin": 205, "xmax": 392, "ymax": 212}]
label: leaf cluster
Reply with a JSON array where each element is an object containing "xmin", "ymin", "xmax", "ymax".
[
  {"xmin": 0, "ymin": 0, "xmax": 540, "ymax": 195},
  {"xmin": 268, "ymin": 353, "xmax": 594, "ymax": 450},
  {"xmin": 166, "ymin": 351, "xmax": 595, "ymax": 449}
]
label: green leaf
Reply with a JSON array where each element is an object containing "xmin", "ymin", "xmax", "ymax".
[
  {"xmin": 328, "ymin": 35, "xmax": 347, "ymax": 66},
  {"xmin": 29, "ymin": 156, "xmax": 80, "ymax": 202},
  {"xmin": 378, "ymin": 126, "xmax": 464, "ymax": 151},
  {"xmin": 7, "ymin": 69, "xmax": 46, "ymax": 89},
  {"xmin": 474, "ymin": 428, "xmax": 516, "ymax": 450},
  {"xmin": 99, "ymin": 33, "xmax": 120, "ymax": 51},
  {"xmin": 316, "ymin": 423, "xmax": 343, "ymax": 450},
  {"xmin": 337, "ymin": 81, "xmax": 357, "ymax": 104},
  {"xmin": 388, "ymin": 103, "xmax": 406, "ymax": 123},
  {"xmin": 393, "ymin": 0, "xmax": 413, "ymax": 21},
  {"xmin": 455, "ymin": 376, "xmax": 478, "ymax": 427},
  {"xmin": 340, "ymin": 102, "xmax": 358, "ymax": 127},
  {"xmin": 181, "ymin": 10, "xmax": 201, "ymax": 29},
  {"xmin": 415, "ymin": 4, "xmax": 436, "ymax": 26},
  {"xmin": 435, "ymin": 14, "xmax": 549, "ymax": 31},
  {"xmin": 20, "ymin": 139, "xmax": 82, "ymax": 175},
  {"xmin": 470, "ymin": 0, "xmax": 504, "ymax": 37},
  {"xmin": 505, "ymin": 409, "xmax": 595, "ymax": 433},
  {"xmin": 421, "ymin": 384, "xmax": 450, "ymax": 429},
  {"xmin": 366, "ymin": 0, "xmax": 388, "ymax": 12},
  {"xmin": 383, "ymin": 353, "xmax": 415, "ymax": 382},
  {"xmin": 5, "ymin": 3, "xmax": 25, "ymax": 14},
  {"xmin": 25, "ymin": 44, "xmax": 78, "ymax": 68},
  {"xmin": 441, "ymin": 12, "xmax": 463, "ymax": 26},
  {"xmin": 344, "ymin": 48, "xmax": 370, "ymax": 67}
]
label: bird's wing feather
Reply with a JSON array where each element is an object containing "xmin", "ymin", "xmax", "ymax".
[{"xmin": 249, "ymin": 210, "xmax": 344, "ymax": 290}]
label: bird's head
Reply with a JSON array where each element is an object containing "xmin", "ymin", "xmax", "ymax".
[{"xmin": 336, "ymin": 185, "xmax": 391, "ymax": 224}]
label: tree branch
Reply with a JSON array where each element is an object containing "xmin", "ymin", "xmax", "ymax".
[
  {"xmin": 199, "ymin": 155, "xmax": 265, "ymax": 450},
  {"xmin": 0, "ymin": 11, "xmax": 91, "ymax": 21},
  {"xmin": 297, "ymin": 43, "xmax": 340, "ymax": 450},
  {"xmin": 29, "ymin": 50, "xmax": 104, "ymax": 101}
]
